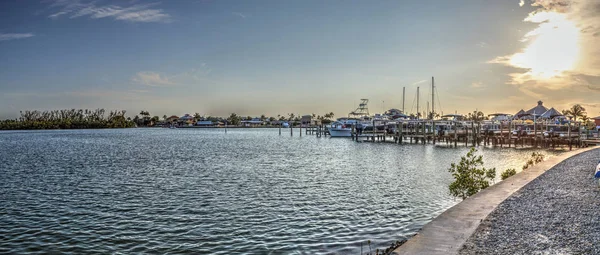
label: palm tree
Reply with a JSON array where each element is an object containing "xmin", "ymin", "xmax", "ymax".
[
  {"xmin": 563, "ymin": 104, "xmax": 586, "ymax": 122},
  {"xmin": 467, "ymin": 110, "xmax": 485, "ymax": 122}
]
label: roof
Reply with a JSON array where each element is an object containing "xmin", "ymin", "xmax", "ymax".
[
  {"xmin": 593, "ymin": 116, "xmax": 600, "ymax": 120},
  {"xmin": 525, "ymin": 101, "xmax": 548, "ymax": 116},
  {"xmin": 167, "ymin": 115, "xmax": 179, "ymax": 119},
  {"xmin": 488, "ymin": 113, "xmax": 510, "ymax": 116},
  {"xmin": 540, "ymin": 107, "xmax": 563, "ymax": 119},
  {"xmin": 513, "ymin": 109, "xmax": 526, "ymax": 119}
]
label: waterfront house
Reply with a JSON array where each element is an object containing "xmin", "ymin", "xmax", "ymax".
[
  {"xmin": 241, "ymin": 118, "xmax": 264, "ymax": 127},
  {"xmin": 166, "ymin": 115, "xmax": 179, "ymax": 124},
  {"xmin": 593, "ymin": 116, "xmax": 600, "ymax": 128},
  {"xmin": 300, "ymin": 115, "xmax": 321, "ymax": 127},
  {"xmin": 179, "ymin": 114, "xmax": 195, "ymax": 126},
  {"xmin": 196, "ymin": 120, "xmax": 214, "ymax": 126}
]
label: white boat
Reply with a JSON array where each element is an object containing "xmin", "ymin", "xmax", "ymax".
[
  {"xmin": 328, "ymin": 118, "xmax": 369, "ymax": 137},
  {"xmin": 328, "ymin": 120, "xmax": 353, "ymax": 137}
]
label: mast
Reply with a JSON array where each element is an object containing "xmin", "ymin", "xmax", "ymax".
[
  {"xmin": 402, "ymin": 87, "xmax": 405, "ymax": 113},
  {"xmin": 417, "ymin": 87, "xmax": 420, "ymax": 120},
  {"xmin": 432, "ymin": 77, "xmax": 435, "ymax": 119}
]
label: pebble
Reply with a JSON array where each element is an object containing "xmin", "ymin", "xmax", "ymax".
[{"xmin": 460, "ymin": 148, "xmax": 600, "ymax": 254}]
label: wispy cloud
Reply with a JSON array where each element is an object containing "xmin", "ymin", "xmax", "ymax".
[
  {"xmin": 519, "ymin": 0, "xmax": 525, "ymax": 7},
  {"xmin": 132, "ymin": 71, "xmax": 176, "ymax": 86},
  {"xmin": 232, "ymin": 12, "xmax": 247, "ymax": 18},
  {"xmin": 0, "ymin": 33, "xmax": 34, "ymax": 41},
  {"xmin": 47, "ymin": 0, "xmax": 171, "ymax": 23},
  {"xmin": 411, "ymin": 79, "xmax": 427, "ymax": 86},
  {"xmin": 471, "ymin": 81, "xmax": 486, "ymax": 88},
  {"xmin": 476, "ymin": 41, "xmax": 488, "ymax": 48}
]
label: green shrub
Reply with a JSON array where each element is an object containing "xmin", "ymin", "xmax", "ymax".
[
  {"xmin": 501, "ymin": 168, "xmax": 517, "ymax": 180},
  {"xmin": 448, "ymin": 147, "xmax": 497, "ymax": 200},
  {"xmin": 523, "ymin": 152, "xmax": 545, "ymax": 170}
]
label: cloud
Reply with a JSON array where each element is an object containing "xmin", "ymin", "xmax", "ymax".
[
  {"xmin": 490, "ymin": 0, "xmax": 600, "ymax": 92},
  {"xmin": 132, "ymin": 71, "xmax": 176, "ymax": 86},
  {"xmin": 232, "ymin": 12, "xmax": 247, "ymax": 18},
  {"xmin": 47, "ymin": 0, "xmax": 170, "ymax": 23},
  {"xmin": 471, "ymin": 81, "xmax": 485, "ymax": 88},
  {"xmin": 0, "ymin": 33, "xmax": 34, "ymax": 41},
  {"xmin": 411, "ymin": 79, "xmax": 427, "ymax": 86},
  {"xmin": 476, "ymin": 41, "xmax": 488, "ymax": 48},
  {"xmin": 519, "ymin": 0, "xmax": 525, "ymax": 7}
]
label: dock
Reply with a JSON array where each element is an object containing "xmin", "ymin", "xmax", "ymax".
[{"xmin": 303, "ymin": 120, "xmax": 592, "ymax": 151}]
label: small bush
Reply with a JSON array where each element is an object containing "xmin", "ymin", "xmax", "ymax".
[
  {"xmin": 523, "ymin": 152, "xmax": 545, "ymax": 170},
  {"xmin": 501, "ymin": 168, "xmax": 517, "ymax": 180},
  {"xmin": 448, "ymin": 147, "xmax": 496, "ymax": 200}
]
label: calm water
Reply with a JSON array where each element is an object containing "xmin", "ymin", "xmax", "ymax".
[{"xmin": 0, "ymin": 129, "xmax": 562, "ymax": 254}]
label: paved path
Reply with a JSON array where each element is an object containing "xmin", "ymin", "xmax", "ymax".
[
  {"xmin": 391, "ymin": 147, "xmax": 598, "ymax": 255},
  {"xmin": 460, "ymin": 148, "xmax": 600, "ymax": 254}
]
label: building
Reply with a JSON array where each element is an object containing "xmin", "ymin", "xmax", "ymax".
[
  {"xmin": 593, "ymin": 116, "xmax": 600, "ymax": 127},
  {"xmin": 240, "ymin": 118, "xmax": 264, "ymax": 127},
  {"xmin": 196, "ymin": 121, "xmax": 214, "ymax": 126},
  {"xmin": 179, "ymin": 114, "xmax": 195, "ymax": 126},
  {"xmin": 514, "ymin": 101, "xmax": 564, "ymax": 120},
  {"xmin": 166, "ymin": 115, "xmax": 179, "ymax": 123},
  {"xmin": 524, "ymin": 101, "xmax": 549, "ymax": 117}
]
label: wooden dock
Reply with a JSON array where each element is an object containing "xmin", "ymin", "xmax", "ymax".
[{"xmin": 303, "ymin": 121, "xmax": 590, "ymax": 151}]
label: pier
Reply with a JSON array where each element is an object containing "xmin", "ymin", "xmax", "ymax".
[{"xmin": 303, "ymin": 120, "xmax": 591, "ymax": 151}]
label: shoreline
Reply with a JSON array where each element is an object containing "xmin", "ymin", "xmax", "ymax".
[{"xmin": 390, "ymin": 146, "xmax": 598, "ymax": 255}]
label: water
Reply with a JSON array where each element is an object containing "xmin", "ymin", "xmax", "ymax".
[{"xmin": 0, "ymin": 129, "xmax": 562, "ymax": 254}]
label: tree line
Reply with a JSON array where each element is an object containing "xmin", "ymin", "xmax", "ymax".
[{"xmin": 0, "ymin": 109, "xmax": 135, "ymax": 130}]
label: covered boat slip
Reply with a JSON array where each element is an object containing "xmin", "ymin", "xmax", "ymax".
[{"xmin": 338, "ymin": 118, "xmax": 589, "ymax": 150}]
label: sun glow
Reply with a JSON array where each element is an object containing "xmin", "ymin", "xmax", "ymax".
[{"xmin": 507, "ymin": 12, "xmax": 580, "ymax": 79}]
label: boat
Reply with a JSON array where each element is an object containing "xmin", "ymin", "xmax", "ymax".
[{"xmin": 328, "ymin": 99, "xmax": 373, "ymax": 137}]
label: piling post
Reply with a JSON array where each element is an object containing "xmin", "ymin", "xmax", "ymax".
[
  {"xmin": 399, "ymin": 122, "xmax": 403, "ymax": 144},
  {"xmin": 291, "ymin": 122, "xmax": 293, "ymax": 136},
  {"xmin": 373, "ymin": 119, "xmax": 376, "ymax": 142},
  {"xmin": 453, "ymin": 121, "xmax": 458, "ymax": 147},
  {"xmin": 300, "ymin": 122, "xmax": 302, "ymax": 137},
  {"xmin": 279, "ymin": 123, "xmax": 282, "ymax": 135}
]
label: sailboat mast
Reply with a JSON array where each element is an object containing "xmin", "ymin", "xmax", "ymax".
[
  {"xmin": 402, "ymin": 87, "xmax": 405, "ymax": 113},
  {"xmin": 417, "ymin": 87, "xmax": 420, "ymax": 120},
  {"xmin": 432, "ymin": 76, "xmax": 435, "ymax": 119}
]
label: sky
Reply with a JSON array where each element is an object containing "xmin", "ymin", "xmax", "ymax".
[{"xmin": 1, "ymin": 0, "xmax": 599, "ymax": 119}]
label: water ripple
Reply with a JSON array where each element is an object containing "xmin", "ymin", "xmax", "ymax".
[{"xmin": 0, "ymin": 129, "xmax": 562, "ymax": 254}]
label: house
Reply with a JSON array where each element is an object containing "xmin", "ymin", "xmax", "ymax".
[
  {"xmin": 593, "ymin": 116, "xmax": 600, "ymax": 127},
  {"xmin": 179, "ymin": 114, "xmax": 195, "ymax": 126},
  {"xmin": 196, "ymin": 120, "xmax": 214, "ymax": 126},
  {"xmin": 240, "ymin": 118, "xmax": 264, "ymax": 127},
  {"xmin": 166, "ymin": 115, "xmax": 179, "ymax": 123}
]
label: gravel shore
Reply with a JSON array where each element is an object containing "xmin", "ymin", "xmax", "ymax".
[{"xmin": 460, "ymin": 148, "xmax": 600, "ymax": 255}]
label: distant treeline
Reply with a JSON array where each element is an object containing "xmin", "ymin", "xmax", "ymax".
[{"xmin": 0, "ymin": 109, "xmax": 135, "ymax": 130}]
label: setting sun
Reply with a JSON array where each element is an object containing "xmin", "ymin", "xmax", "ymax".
[{"xmin": 508, "ymin": 12, "xmax": 580, "ymax": 79}]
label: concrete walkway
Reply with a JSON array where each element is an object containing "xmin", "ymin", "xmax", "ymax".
[{"xmin": 391, "ymin": 146, "xmax": 598, "ymax": 255}]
